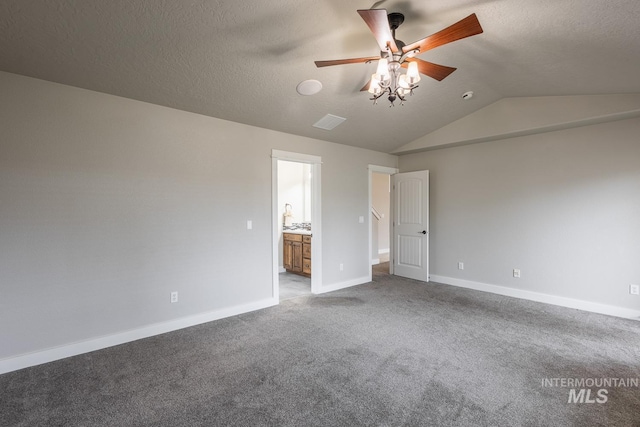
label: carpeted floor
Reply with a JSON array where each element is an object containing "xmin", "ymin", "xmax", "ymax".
[{"xmin": 1, "ymin": 265, "xmax": 639, "ymax": 426}]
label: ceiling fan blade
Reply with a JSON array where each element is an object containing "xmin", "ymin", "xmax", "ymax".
[
  {"xmin": 403, "ymin": 58, "xmax": 457, "ymax": 81},
  {"xmin": 315, "ymin": 56, "xmax": 381, "ymax": 67},
  {"xmin": 357, "ymin": 9, "xmax": 399, "ymax": 53},
  {"xmin": 402, "ymin": 13, "xmax": 483, "ymax": 54}
]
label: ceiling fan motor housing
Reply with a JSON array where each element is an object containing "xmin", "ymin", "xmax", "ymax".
[{"xmin": 388, "ymin": 12, "xmax": 405, "ymax": 30}]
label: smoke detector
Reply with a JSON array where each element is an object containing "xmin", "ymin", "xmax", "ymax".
[{"xmin": 462, "ymin": 91, "xmax": 474, "ymax": 100}]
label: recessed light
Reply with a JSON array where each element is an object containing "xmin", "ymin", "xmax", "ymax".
[
  {"xmin": 296, "ymin": 79, "xmax": 323, "ymax": 96},
  {"xmin": 462, "ymin": 91, "xmax": 474, "ymax": 100}
]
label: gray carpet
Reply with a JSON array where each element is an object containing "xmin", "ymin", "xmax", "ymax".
[{"xmin": 2, "ymin": 265, "xmax": 639, "ymax": 426}]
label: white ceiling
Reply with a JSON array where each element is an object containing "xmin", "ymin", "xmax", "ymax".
[{"xmin": 1, "ymin": 0, "xmax": 640, "ymax": 153}]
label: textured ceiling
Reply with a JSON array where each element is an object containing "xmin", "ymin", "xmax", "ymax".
[{"xmin": 1, "ymin": 0, "xmax": 640, "ymax": 153}]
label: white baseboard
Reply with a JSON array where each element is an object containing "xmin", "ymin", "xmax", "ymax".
[
  {"xmin": 0, "ymin": 297, "xmax": 278, "ymax": 375},
  {"xmin": 278, "ymin": 266, "xmax": 286, "ymax": 273},
  {"xmin": 378, "ymin": 248, "xmax": 390, "ymax": 255},
  {"xmin": 317, "ymin": 275, "xmax": 370, "ymax": 294},
  {"xmin": 371, "ymin": 258, "xmax": 380, "ymax": 265},
  {"xmin": 430, "ymin": 275, "xmax": 640, "ymax": 320}
]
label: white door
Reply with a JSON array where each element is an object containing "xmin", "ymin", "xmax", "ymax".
[{"xmin": 392, "ymin": 170, "xmax": 429, "ymax": 281}]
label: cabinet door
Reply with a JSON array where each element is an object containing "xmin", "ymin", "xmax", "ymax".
[
  {"xmin": 283, "ymin": 240, "xmax": 293, "ymax": 270},
  {"xmin": 292, "ymin": 241, "xmax": 303, "ymax": 272},
  {"xmin": 302, "ymin": 243, "xmax": 311, "ymax": 259}
]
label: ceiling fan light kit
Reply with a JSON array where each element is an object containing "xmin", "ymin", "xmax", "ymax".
[
  {"xmin": 368, "ymin": 55, "xmax": 421, "ymax": 106},
  {"xmin": 315, "ymin": 9, "xmax": 483, "ymax": 107}
]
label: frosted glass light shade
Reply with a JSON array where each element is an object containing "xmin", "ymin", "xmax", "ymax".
[
  {"xmin": 368, "ymin": 75, "xmax": 382, "ymax": 94},
  {"xmin": 406, "ymin": 61, "xmax": 421, "ymax": 84},
  {"xmin": 376, "ymin": 58, "xmax": 390, "ymax": 80},
  {"xmin": 398, "ymin": 75, "xmax": 410, "ymax": 89}
]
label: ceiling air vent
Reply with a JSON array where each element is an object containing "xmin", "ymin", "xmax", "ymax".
[{"xmin": 313, "ymin": 114, "xmax": 346, "ymax": 131}]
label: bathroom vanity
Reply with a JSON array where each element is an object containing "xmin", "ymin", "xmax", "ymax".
[{"xmin": 283, "ymin": 232, "xmax": 311, "ymax": 276}]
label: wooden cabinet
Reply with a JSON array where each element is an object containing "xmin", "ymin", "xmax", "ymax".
[
  {"xmin": 283, "ymin": 239, "xmax": 294, "ymax": 270},
  {"xmin": 284, "ymin": 233, "xmax": 311, "ymax": 276},
  {"xmin": 302, "ymin": 235, "xmax": 311, "ymax": 275}
]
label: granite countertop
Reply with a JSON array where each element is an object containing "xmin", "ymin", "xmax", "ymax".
[{"xmin": 283, "ymin": 222, "xmax": 311, "ymax": 235}]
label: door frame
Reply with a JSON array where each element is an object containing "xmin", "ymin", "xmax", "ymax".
[
  {"xmin": 272, "ymin": 150, "xmax": 322, "ymax": 298},
  {"xmin": 368, "ymin": 165, "xmax": 399, "ymax": 281}
]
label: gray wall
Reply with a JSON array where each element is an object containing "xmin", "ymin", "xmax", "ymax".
[
  {"xmin": 399, "ymin": 117, "xmax": 640, "ymax": 310},
  {"xmin": 0, "ymin": 71, "xmax": 396, "ymax": 361}
]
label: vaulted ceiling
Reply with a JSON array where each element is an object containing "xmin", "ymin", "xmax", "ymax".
[{"xmin": 1, "ymin": 1, "xmax": 640, "ymax": 153}]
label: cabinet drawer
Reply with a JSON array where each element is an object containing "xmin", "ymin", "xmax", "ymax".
[
  {"xmin": 302, "ymin": 235, "xmax": 312, "ymax": 244},
  {"xmin": 283, "ymin": 233, "xmax": 303, "ymax": 242}
]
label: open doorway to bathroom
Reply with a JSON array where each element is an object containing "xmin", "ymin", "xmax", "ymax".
[
  {"xmin": 278, "ymin": 160, "xmax": 312, "ymax": 300},
  {"xmin": 272, "ymin": 150, "xmax": 322, "ymax": 302}
]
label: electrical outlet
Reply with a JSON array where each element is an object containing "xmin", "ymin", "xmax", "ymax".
[
  {"xmin": 339, "ymin": 263, "xmax": 344, "ymax": 271},
  {"xmin": 513, "ymin": 269, "xmax": 521, "ymax": 278},
  {"xmin": 170, "ymin": 291, "xmax": 178, "ymax": 303},
  {"xmin": 458, "ymin": 262, "xmax": 464, "ymax": 270},
  {"xmin": 246, "ymin": 220, "xmax": 252, "ymax": 230},
  {"xmin": 630, "ymin": 284, "xmax": 640, "ymax": 295}
]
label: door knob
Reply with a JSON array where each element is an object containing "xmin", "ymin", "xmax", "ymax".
[{"xmin": 419, "ymin": 230, "xmax": 427, "ymax": 234}]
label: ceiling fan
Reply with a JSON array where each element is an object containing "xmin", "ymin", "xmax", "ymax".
[{"xmin": 315, "ymin": 9, "xmax": 483, "ymax": 106}]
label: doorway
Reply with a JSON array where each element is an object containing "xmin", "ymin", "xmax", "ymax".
[
  {"xmin": 278, "ymin": 160, "xmax": 311, "ymax": 300},
  {"xmin": 368, "ymin": 166, "xmax": 430, "ymax": 282},
  {"xmin": 272, "ymin": 150, "xmax": 322, "ymax": 301},
  {"xmin": 368, "ymin": 165, "xmax": 398, "ymax": 281},
  {"xmin": 371, "ymin": 173, "xmax": 391, "ymax": 261}
]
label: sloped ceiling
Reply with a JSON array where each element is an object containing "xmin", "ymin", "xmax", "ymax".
[
  {"xmin": 394, "ymin": 94, "xmax": 640, "ymax": 154},
  {"xmin": 1, "ymin": 1, "xmax": 640, "ymax": 153}
]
